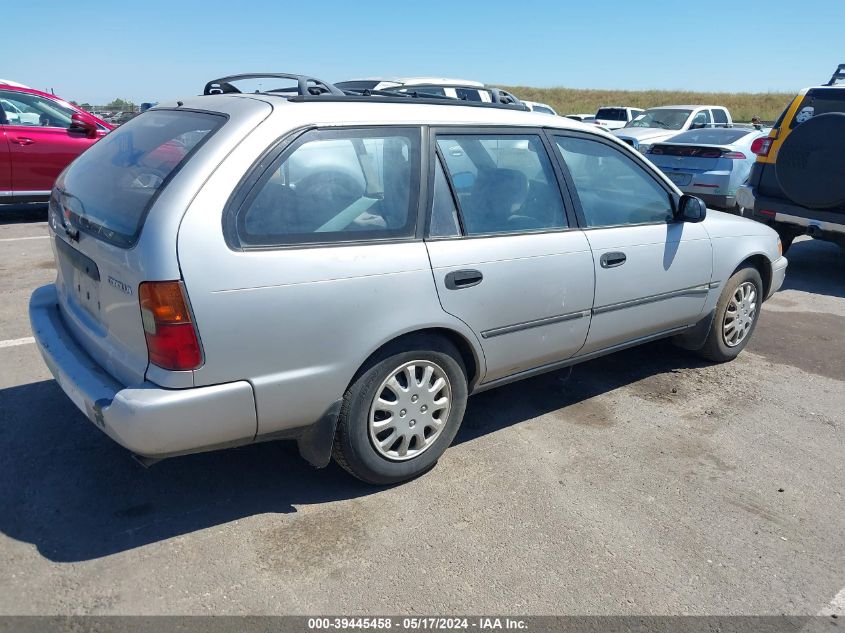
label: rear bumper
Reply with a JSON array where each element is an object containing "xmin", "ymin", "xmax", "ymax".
[
  {"xmin": 29, "ymin": 284, "xmax": 258, "ymax": 458},
  {"xmin": 737, "ymin": 185, "xmax": 845, "ymax": 237}
]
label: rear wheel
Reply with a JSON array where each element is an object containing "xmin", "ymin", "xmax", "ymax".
[
  {"xmin": 695, "ymin": 266, "xmax": 763, "ymax": 362},
  {"xmin": 332, "ymin": 336, "xmax": 468, "ymax": 485}
]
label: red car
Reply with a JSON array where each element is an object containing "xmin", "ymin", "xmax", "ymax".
[{"xmin": 0, "ymin": 83, "xmax": 113, "ymax": 203}]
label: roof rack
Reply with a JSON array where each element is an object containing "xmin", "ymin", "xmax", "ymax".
[
  {"xmin": 825, "ymin": 64, "xmax": 845, "ymax": 86},
  {"xmin": 202, "ymin": 73, "xmax": 529, "ymax": 111},
  {"xmin": 203, "ymin": 73, "xmax": 345, "ymax": 97}
]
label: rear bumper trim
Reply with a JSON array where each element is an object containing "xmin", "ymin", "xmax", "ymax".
[{"xmin": 29, "ymin": 284, "xmax": 258, "ymax": 457}]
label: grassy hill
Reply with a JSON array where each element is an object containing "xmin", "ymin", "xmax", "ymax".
[{"xmin": 498, "ymin": 86, "xmax": 794, "ymax": 122}]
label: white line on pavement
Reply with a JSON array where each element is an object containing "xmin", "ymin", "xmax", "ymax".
[
  {"xmin": 820, "ymin": 586, "xmax": 845, "ymax": 616},
  {"xmin": 0, "ymin": 235, "xmax": 49, "ymax": 242},
  {"xmin": 0, "ymin": 337, "xmax": 35, "ymax": 348}
]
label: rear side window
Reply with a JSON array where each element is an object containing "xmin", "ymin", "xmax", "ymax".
[
  {"xmin": 436, "ymin": 134, "xmax": 567, "ymax": 236},
  {"xmin": 58, "ymin": 110, "xmax": 224, "ymax": 247},
  {"xmin": 712, "ymin": 108, "xmax": 729, "ymax": 124},
  {"xmin": 235, "ymin": 128, "xmax": 420, "ymax": 246}
]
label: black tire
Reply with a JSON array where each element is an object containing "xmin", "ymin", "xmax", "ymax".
[
  {"xmin": 332, "ymin": 335, "xmax": 468, "ymax": 485},
  {"xmin": 776, "ymin": 112, "xmax": 845, "ymax": 209},
  {"xmin": 695, "ymin": 265, "xmax": 764, "ymax": 363}
]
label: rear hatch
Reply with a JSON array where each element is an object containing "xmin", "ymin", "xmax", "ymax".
[
  {"xmin": 755, "ymin": 87, "xmax": 845, "ymax": 212},
  {"xmin": 48, "ymin": 108, "xmax": 229, "ymax": 386}
]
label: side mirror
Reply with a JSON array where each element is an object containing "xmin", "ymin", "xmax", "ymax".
[
  {"xmin": 677, "ymin": 194, "xmax": 707, "ymax": 222},
  {"xmin": 70, "ymin": 113, "xmax": 98, "ymax": 138}
]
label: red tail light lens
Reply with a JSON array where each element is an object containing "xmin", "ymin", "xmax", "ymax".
[
  {"xmin": 139, "ymin": 281, "xmax": 202, "ymax": 371},
  {"xmin": 750, "ymin": 137, "xmax": 774, "ymax": 157},
  {"xmin": 721, "ymin": 151, "xmax": 747, "ymax": 159}
]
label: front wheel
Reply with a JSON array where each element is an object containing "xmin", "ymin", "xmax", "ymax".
[
  {"xmin": 332, "ymin": 336, "xmax": 468, "ymax": 485},
  {"xmin": 695, "ymin": 266, "xmax": 763, "ymax": 362}
]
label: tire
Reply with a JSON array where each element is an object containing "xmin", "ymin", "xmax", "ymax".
[
  {"xmin": 776, "ymin": 112, "xmax": 845, "ymax": 209},
  {"xmin": 695, "ymin": 265, "xmax": 763, "ymax": 363},
  {"xmin": 332, "ymin": 335, "xmax": 468, "ymax": 485}
]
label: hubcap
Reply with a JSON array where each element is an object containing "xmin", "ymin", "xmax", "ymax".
[
  {"xmin": 368, "ymin": 360, "xmax": 452, "ymax": 461},
  {"xmin": 723, "ymin": 281, "xmax": 757, "ymax": 347}
]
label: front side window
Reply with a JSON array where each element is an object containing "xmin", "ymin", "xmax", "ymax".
[
  {"xmin": 0, "ymin": 90, "xmax": 75, "ymax": 128},
  {"xmin": 691, "ymin": 110, "xmax": 712, "ymax": 127},
  {"xmin": 555, "ymin": 136, "xmax": 673, "ymax": 228},
  {"xmin": 436, "ymin": 134, "xmax": 567, "ymax": 236},
  {"xmin": 237, "ymin": 128, "xmax": 420, "ymax": 246}
]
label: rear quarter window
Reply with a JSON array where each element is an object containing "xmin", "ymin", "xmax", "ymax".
[{"xmin": 57, "ymin": 109, "xmax": 226, "ymax": 247}]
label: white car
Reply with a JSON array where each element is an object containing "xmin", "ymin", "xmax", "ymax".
[
  {"xmin": 594, "ymin": 106, "xmax": 644, "ymax": 130},
  {"xmin": 522, "ymin": 100, "xmax": 558, "ymax": 115},
  {"xmin": 614, "ymin": 105, "xmax": 733, "ymax": 153},
  {"xmin": 334, "ymin": 77, "xmax": 517, "ymax": 104}
]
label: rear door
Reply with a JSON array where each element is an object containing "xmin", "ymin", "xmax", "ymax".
[
  {"xmin": 0, "ymin": 90, "xmax": 103, "ymax": 194},
  {"xmin": 551, "ymin": 132, "xmax": 712, "ymax": 354},
  {"xmin": 426, "ymin": 129, "xmax": 594, "ymax": 383}
]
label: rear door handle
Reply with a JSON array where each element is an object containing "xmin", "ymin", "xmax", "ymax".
[
  {"xmin": 600, "ymin": 251, "xmax": 627, "ymax": 268},
  {"xmin": 445, "ymin": 269, "xmax": 483, "ymax": 290},
  {"xmin": 12, "ymin": 137, "xmax": 34, "ymax": 146}
]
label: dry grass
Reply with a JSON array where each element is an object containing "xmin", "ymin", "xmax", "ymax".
[{"xmin": 498, "ymin": 85, "xmax": 794, "ymax": 122}]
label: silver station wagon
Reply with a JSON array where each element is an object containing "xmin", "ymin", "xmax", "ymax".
[{"xmin": 30, "ymin": 73, "xmax": 788, "ymax": 484}]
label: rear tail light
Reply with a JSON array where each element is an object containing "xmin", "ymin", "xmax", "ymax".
[
  {"xmin": 750, "ymin": 137, "xmax": 774, "ymax": 157},
  {"xmin": 139, "ymin": 281, "xmax": 202, "ymax": 371},
  {"xmin": 721, "ymin": 151, "xmax": 747, "ymax": 159}
]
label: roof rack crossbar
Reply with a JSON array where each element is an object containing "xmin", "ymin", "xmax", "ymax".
[
  {"xmin": 825, "ymin": 64, "xmax": 845, "ymax": 86},
  {"xmin": 203, "ymin": 73, "xmax": 345, "ymax": 97}
]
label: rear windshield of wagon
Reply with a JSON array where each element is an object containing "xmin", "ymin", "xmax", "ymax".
[{"xmin": 58, "ymin": 109, "xmax": 226, "ymax": 247}]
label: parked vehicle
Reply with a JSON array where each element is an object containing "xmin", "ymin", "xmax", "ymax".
[
  {"xmin": 0, "ymin": 85, "xmax": 112, "ymax": 203},
  {"xmin": 645, "ymin": 126, "xmax": 770, "ymax": 211},
  {"xmin": 594, "ymin": 106, "xmax": 644, "ymax": 130},
  {"xmin": 30, "ymin": 72, "xmax": 786, "ymax": 485},
  {"xmin": 522, "ymin": 100, "xmax": 558, "ymax": 115},
  {"xmin": 335, "ymin": 77, "xmax": 521, "ymax": 104},
  {"xmin": 0, "ymin": 79, "xmax": 31, "ymax": 88},
  {"xmin": 737, "ymin": 64, "xmax": 845, "ymax": 252},
  {"xmin": 614, "ymin": 105, "xmax": 733, "ymax": 154},
  {"xmin": 565, "ymin": 113, "xmax": 595, "ymax": 122}
]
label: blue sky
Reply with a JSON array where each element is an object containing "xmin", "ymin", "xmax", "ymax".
[{"xmin": 5, "ymin": 0, "xmax": 843, "ymax": 104}]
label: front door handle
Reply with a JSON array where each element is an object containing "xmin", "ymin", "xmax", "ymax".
[
  {"xmin": 12, "ymin": 137, "xmax": 34, "ymax": 146},
  {"xmin": 445, "ymin": 269, "xmax": 483, "ymax": 290},
  {"xmin": 600, "ymin": 251, "xmax": 627, "ymax": 268}
]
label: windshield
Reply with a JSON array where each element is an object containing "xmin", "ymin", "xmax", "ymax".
[
  {"xmin": 665, "ymin": 129, "xmax": 751, "ymax": 145},
  {"xmin": 626, "ymin": 108, "xmax": 692, "ymax": 130},
  {"xmin": 58, "ymin": 109, "xmax": 225, "ymax": 247}
]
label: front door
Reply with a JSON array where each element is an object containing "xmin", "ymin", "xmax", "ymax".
[
  {"xmin": 0, "ymin": 89, "xmax": 102, "ymax": 194},
  {"xmin": 551, "ymin": 132, "xmax": 713, "ymax": 355},
  {"xmin": 426, "ymin": 130, "xmax": 595, "ymax": 383}
]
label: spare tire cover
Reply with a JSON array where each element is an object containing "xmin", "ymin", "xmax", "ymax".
[{"xmin": 776, "ymin": 112, "xmax": 845, "ymax": 209}]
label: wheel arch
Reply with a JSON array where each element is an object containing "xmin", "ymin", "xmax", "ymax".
[
  {"xmin": 350, "ymin": 326, "xmax": 484, "ymax": 392},
  {"xmin": 734, "ymin": 253, "xmax": 772, "ymax": 299}
]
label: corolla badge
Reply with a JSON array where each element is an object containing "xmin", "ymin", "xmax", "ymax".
[{"xmin": 108, "ymin": 276, "xmax": 132, "ymax": 295}]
